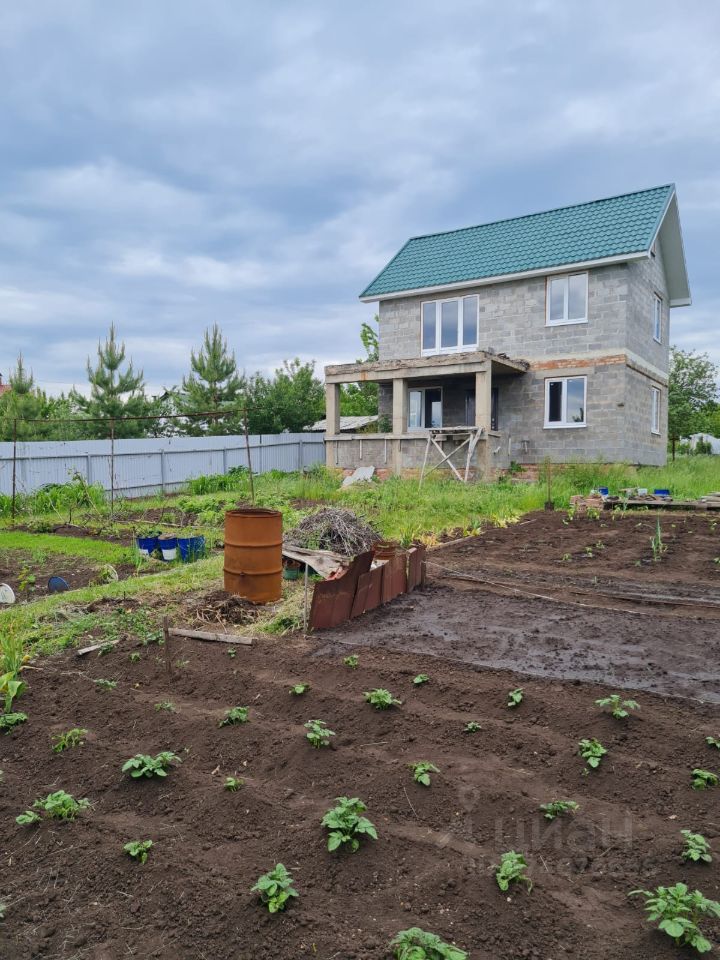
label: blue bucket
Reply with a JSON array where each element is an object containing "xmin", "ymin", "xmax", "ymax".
[
  {"xmin": 177, "ymin": 535, "xmax": 205, "ymax": 563},
  {"xmin": 158, "ymin": 536, "xmax": 178, "ymax": 561},
  {"xmin": 136, "ymin": 535, "xmax": 159, "ymax": 556},
  {"xmin": 654, "ymin": 488, "xmax": 671, "ymax": 497},
  {"xmin": 598, "ymin": 486, "xmax": 610, "ymax": 497}
]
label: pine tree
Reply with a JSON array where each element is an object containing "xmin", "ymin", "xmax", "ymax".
[
  {"xmin": 70, "ymin": 325, "xmax": 155, "ymax": 438},
  {"xmin": 0, "ymin": 355, "xmax": 50, "ymax": 440},
  {"xmin": 176, "ymin": 324, "xmax": 243, "ymax": 435}
]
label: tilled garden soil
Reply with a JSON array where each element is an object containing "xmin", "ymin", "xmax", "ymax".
[
  {"xmin": 2, "ymin": 630, "xmax": 719, "ymax": 959},
  {"xmin": 0, "ymin": 550, "xmax": 141, "ymax": 599}
]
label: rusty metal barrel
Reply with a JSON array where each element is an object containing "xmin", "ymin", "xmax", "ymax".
[{"xmin": 224, "ymin": 508, "xmax": 283, "ymax": 603}]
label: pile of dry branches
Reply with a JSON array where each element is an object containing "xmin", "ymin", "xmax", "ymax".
[{"xmin": 285, "ymin": 507, "xmax": 379, "ymax": 557}]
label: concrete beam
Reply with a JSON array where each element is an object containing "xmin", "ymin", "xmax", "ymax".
[{"xmin": 325, "ymin": 382, "xmax": 340, "ymax": 435}]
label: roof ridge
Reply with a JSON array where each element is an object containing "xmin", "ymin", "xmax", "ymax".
[{"xmin": 403, "ymin": 184, "xmax": 676, "ymax": 245}]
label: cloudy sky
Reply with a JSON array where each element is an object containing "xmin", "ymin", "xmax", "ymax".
[{"xmin": 1, "ymin": 1, "xmax": 718, "ymax": 396}]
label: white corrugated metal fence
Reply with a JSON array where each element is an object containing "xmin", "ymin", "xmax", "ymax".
[{"xmin": 0, "ymin": 433, "xmax": 325, "ymax": 498}]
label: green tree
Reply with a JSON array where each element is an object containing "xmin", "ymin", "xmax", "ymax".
[
  {"xmin": 176, "ymin": 324, "xmax": 244, "ymax": 435},
  {"xmin": 246, "ymin": 359, "xmax": 324, "ymax": 434},
  {"xmin": 668, "ymin": 347, "xmax": 719, "ymax": 440},
  {"xmin": 70, "ymin": 325, "xmax": 156, "ymax": 438},
  {"xmin": 0, "ymin": 356, "xmax": 49, "ymax": 440},
  {"xmin": 340, "ymin": 316, "xmax": 379, "ymax": 417}
]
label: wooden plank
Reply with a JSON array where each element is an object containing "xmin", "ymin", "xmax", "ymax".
[
  {"xmin": 168, "ymin": 628, "xmax": 253, "ymax": 646},
  {"xmin": 76, "ymin": 639, "xmax": 120, "ymax": 657}
]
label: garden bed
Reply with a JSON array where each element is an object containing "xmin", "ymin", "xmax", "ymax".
[
  {"xmin": 0, "ymin": 548, "xmax": 151, "ymax": 599},
  {"xmin": 2, "ymin": 630, "xmax": 719, "ymax": 959}
]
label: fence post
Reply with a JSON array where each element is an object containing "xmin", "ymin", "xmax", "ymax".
[
  {"xmin": 160, "ymin": 448, "xmax": 167, "ymax": 493},
  {"xmin": 109, "ymin": 420, "xmax": 115, "ymax": 520},
  {"xmin": 11, "ymin": 418, "xmax": 17, "ymax": 521},
  {"xmin": 297, "ymin": 436, "xmax": 304, "ymax": 471}
]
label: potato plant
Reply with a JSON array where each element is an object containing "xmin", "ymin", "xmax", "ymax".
[
  {"xmin": 51, "ymin": 727, "xmax": 88, "ymax": 753},
  {"xmin": 413, "ymin": 674, "xmax": 430, "ymax": 686},
  {"xmin": 463, "ymin": 721, "xmax": 482, "ymax": 733},
  {"xmin": 691, "ymin": 769, "xmax": 718, "ymax": 791},
  {"xmin": 411, "ymin": 762, "xmax": 439, "ymax": 787},
  {"xmin": 540, "ymin": 800, "xmax": 579, "ymax": 821},
  {"xmin": 154, "ymin": 701, "xmax": 176, "ymax": 713},
  {"xmin": 364, "ymin": 688, "xmax": 402, "ymax": 710},
  {"xmin": 122, "ymin": 751, "xmax": 181, "ymax": 779},
  {"xmin": 0, "ymin": 712, "xmax": 27, "ymax": 733},
  {"xmin": 343, "ymin": 655, "xmax": 359, "ymax": 669},
  {"xmin": 595, "ymin": 693, "xmax": 639, "ymax": 720},
  {"xmin": 93, "ymin": 679, "xmax": 117, "ymax": 691},
  {"xmin": 681, "ymin": 830, "xmax": 712, "ymax": 864},
  {"xmin": 289, "ymin": 683, "xmax": 310, "ymax": 696},
  {"xmin": 17, "ymin": 790, "xmax": 90, "ymax": 824},
  {"xmin": 507, "ymin": 688, "xmax": 523, "ymax": 709},
  {"xmin": 321, "ymin": 796, "xmax": 377, "ymax": 852},
  {"xmin": 124, "ymin": 839, "xmax": 153, "ymax": 864},
  {"xmin": 219, "ymin": 706, "xmax": 249, "ymax": 727},
  {"xmin": 630, "ymin": 882, "xmax": 720, "ymax": 953},
  {"xmin": 224, "ymin": 776, "xmax": 243, "ymax": 792},
  {"xmin": 494, "ymin": 850, "xmax": 532, "ymax": 892},
  {"xmin": 390, "ymin": 927, "xmax": 467, "ymax": 959},
  {"xmin": 251, "ymin": 863, "xmax": 298, "ymax": 913},
  {"xmin": 304, "ymin": 719, "xmax": 335, "ymax": 749},
  {"xmin": 706, "ymin": 736, "xmax": 720, "ymax": 750},
  {"xmin": 579, "ymin": 738, "xmax": 607, "ymax": 770}
]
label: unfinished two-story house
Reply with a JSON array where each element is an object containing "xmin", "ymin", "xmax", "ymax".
[{"xmin": 324, "ymin": 184, "xmax": 690, "ymax": 477}]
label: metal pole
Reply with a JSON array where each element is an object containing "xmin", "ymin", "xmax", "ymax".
[
  {"xmin": 110, "ymin": 419, "xmax": 116, "ymax": 520},
  {"xmin": 303, "ymin": 563, "xmax": 309, "ymax": 635},
  {"xmin": 11, "ymin": 418, "xmax": 17, "ymax": 521},
  {"xmin": 243, "ymin": 404, "xmax": 255, "ymax": 504}
]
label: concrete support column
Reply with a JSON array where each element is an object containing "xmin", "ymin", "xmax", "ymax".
[
  {"xmin": 392, "ymin": 378, "xmax": 408, "ymax": 434},
  {"xmin": 325, "ymin": 382, "xmax": 340, "ymax": 435},
  {"xmin": 475, "ymin": 367, "xmax": 491, "ymax": 431}
]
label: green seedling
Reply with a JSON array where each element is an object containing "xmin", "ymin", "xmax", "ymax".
[
  {"xmin": 124, "ymin": 839, "xmax": 153, "ymax": 864},
  {"xmin": 51, "ymin": 727, "xmax": 87, "ymax": 753},
  {"xmin": 507, "ymin": 688, "xmax": 523, "ymax": 709},
  {"xmin": 17, "ymin": 790, "xmax": 90, "ymax": 824},
  {"xmin": 579, "ymin": 738, "xmax": 607, "ymax": 770},
  {"xmin": 321, "ymin": 796, "xmax": 377, "ymax": 852},
  {"xmin": 630, "ymin": 883, "xmax": 720, "ymax": 953},
  {"xmin": 219, "ymin": 706, "xmax": 249, "ymax": 727},
  {"xmin": 251, "ymin": 863, "xmax": 298, "ymax": 914},
  {"xmin": 154, "ymin": 701, "xmax": 176, "ymax": 712},
  {"xmin": 691, "ymin": 769, "xmax": 718, "ymax": 791},
  {"xmin": 289, "ymin": 683, "xmax": 310, "ymax": 696},
  {"xmin": 540, "ymin": 800, "xmax": 579, "ymax": 821},
  {"xmin": 343, "ymin": 655, "xmax": 359, "ymax": 669},
  {"xmin": 0, "ymin": 902, "xmax": 5, "ymax": 920},
  {"xmin": 390, "ymin": 926, "xmax": 467, "ymax": 959},
  {"xmin": 224, "ymin": 776, "xmax": 244, "ymax": 792},
  {"xmin": 650, "ymin": 518, "xmax": 667, "ymax": 562},
  {"xmin": 0, "ymin": 712, "xmax": 27, "ymax": 733},
  {"xmin": 682, "ymin": 831, "xmax": 712, "ymax": 864},
  {"xmin": 129, "ymin": 652, "xmax": 141, "ymax": 663},
  {"xmin": 494, "ymin": 850, "xmax": 532, "ymax": 892},
  {"xmin": 122, "ymin": 751, "xmax": 180, "ymax": 779},
  {"xmin": 364, "ymin": 688, "xmax": 402, "ymax": 710},
  {"xmin": 561, "ymin": 553, "xmax": 572, "ymax": 562},
  {"xmin": 227, "ymin": 648, "xmax": 237, "ymax": 658},
  {"xmin": 595, "ymin": 693, "xmax": 639, "ymax": 720},
  {"xmin": 93, "ymin": 679, "xmax": 117, "ymax": 691},
  {"xmin": 464, "ymin": 721, "xmax": 482, "ymax": 733},
  {"xmin": 97, "ymin": 642, "xmax": 115, "ymax": 656},
  {"xmin": 413, "ymin": 674, "xmax": 430, "ymax": 686},
  {"xmin": 706, "ymin": 736, "xmax": 720, "ymax": 750},
  {"xmin": 304, "ymin": 719, "xmax": 335, "ymax": 749},
  {"xmin": 411, "ymin": 762, "xmax": 439, "ymax": 787}
]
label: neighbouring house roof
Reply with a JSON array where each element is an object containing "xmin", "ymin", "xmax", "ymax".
[
  {"xmin": 360, "ymin": 184, "xmax": 691, "ymax": 306},
  {"xmin": 306, "ymin": 415, "xmax": 379, "ymax": 432}
]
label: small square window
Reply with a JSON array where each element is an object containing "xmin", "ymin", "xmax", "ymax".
[
  {"xmin": 546, "ymin": 273, "xmax": 588, "ymax": 326},
  {"xmin": 545, "ymin": 376, "xmax": 587, "ymax": 428}
]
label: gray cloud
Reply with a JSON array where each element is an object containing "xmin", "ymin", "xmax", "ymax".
[{"xmin": 0, "ymin": 0, "xmax": 718, "ymax": 396}]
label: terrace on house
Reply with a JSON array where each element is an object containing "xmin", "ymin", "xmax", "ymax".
[{"xmin": 324, "ymin": 184, "xmax": 690, "ymax": 477}]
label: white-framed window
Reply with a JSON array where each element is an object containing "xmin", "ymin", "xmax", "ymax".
[
  {"xmin": 651, "ymin": 386, "xmax": 661, "ymax": 435},
  {"xmin": 546, "ymin": 272, "xmax": 588, "ymax": 326},
  {"xmin": 421, "ymin": 295, "xmax": 478, "ymax": 355},
  {"xmin": 408, "ymin": 387, "xmax": 442, "ymax": 429},
  {"xmin": 653, "ymin": 294, "xmax": 662, "ymax": 343},
  {"xmin": 544, "ymin": 376, "xmax": 587, "ymax": 428}
]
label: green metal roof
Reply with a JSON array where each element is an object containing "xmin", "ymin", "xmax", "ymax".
[{"xmin": 360, "ymin": 184, "xmax": 676, "ymax": 299}]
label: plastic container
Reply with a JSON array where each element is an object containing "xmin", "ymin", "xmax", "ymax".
[
  {"xmin": 224, "ymin": 508, "xmax": 282, "ymax": 603},
  {"xmin": 598, "ymin": 486, "xmax": 610, "ymax": 497},
  {"xmin": 157, "ymin": 536, "xmax": 178, "ymax": 561},
  {"xmin": 177, "ymin": 535, "xmax": 206, "ymax": 563},
  {"xmin": 136, "ymin": 534, "xmax": 159, "ymax": 556},
  {"xmin": 654, "ymin": 488, "xmax": 671, "ymax": 498}
]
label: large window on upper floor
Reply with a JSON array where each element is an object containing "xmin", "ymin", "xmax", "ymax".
[
  {"xmin": 544, "ymin": 376, "xmax": 587, "ymax": 428},
  {"xmin": 546, "ymin": 272, "xmax": 588, "ymax": 326},
  {"xmin": 421, "ymin": 295, "xmax": 478, "ymax": 355}
]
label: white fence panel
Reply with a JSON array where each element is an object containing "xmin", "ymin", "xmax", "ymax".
[{"xmin": 0, "ymin": 433, "xmax": 325, "ymax": 499}]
